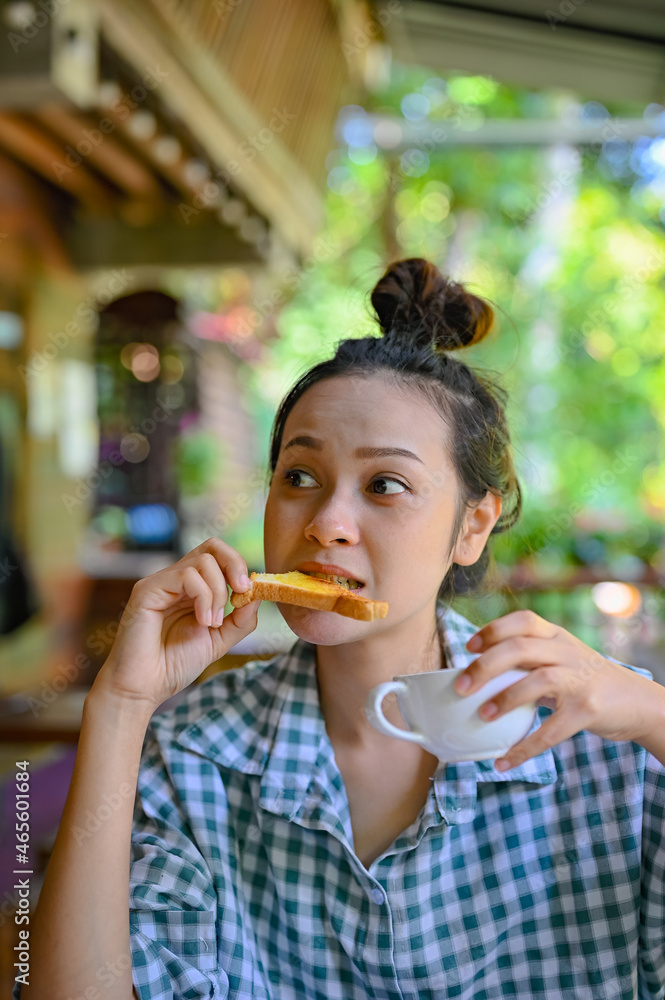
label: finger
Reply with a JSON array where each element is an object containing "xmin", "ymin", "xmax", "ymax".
[
  {"xmin": 477, "ymin": 667, "xmax": 563, "ymax": 721},
  {"xmin": 466, "ymin": 609, "xmax": 559, "ymax": 653},
  {"xmin": 493, "ymin": 710, "xmax": 585, "ymax": 771},
  {"xmin": 194, "ymin": 552, "xmax": 232, "ymax": 627},
  {"xmin": 181, "ymin": 565, "xmax": 214, "ymax": 626},
  {"xmin": 209, "ymin": 599, "xmax": 262, "ymax": 660},
  {"xmin": 193, "ymin": 537, "xmax": 252, "ymax": 596},
  {"xmin": 455, "ymin": 636, "xmax": 562, "ymax": 697},
  {"xmin": 134, "ymin": 545, "xmax": 250, "ymax": 627}
]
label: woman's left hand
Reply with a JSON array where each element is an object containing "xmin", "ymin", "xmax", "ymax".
[{"xmin": 455, "ymin": 609, "xmax": 662, "ymax": 771}]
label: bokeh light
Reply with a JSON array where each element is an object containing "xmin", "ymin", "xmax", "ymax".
[
  {"xmin": 373, "ymin": 119, "xmax": 402, "ymax": 148},
  {"xmin": 130, "ymin": 345, "xmax": 160, "ymax": 382},
  {"xmin": 400, "ymin": 148, "xmax": 429, "ymax": 177},
  {"xmin": 401, "ymin": 93, "xmax": 430, "ymax": 121},
  {"xmin": 327, "ymin": 165, "xmax": 355, "ymax": 195},
  {"xmin": 421, "ymin": 191, "xmax": 450, "ymax": 222},
  {"xmin": 348, "ymin": 143, "xmax": 377, "ymax": 165},
  {"xmin": 120, "ymin": 342, "xmax": 142, "ymax": 369},
  {"xmin": 591, "ymin": 581, "xmax": 642, "ymax": 617},
  {"xmin": 161, "ymin": 354, "xmax": 185, "ymax": 384},
  {"xmin": 126, "ymin": 504, "xmax": 178, "ymax": 545},
  {"xmin": 120, "ymin": 432, "xmax": 150, "ymax": 463},
  {"xmin": 342, "ymin": 115, "xmax": 374, "ymax": 147}
]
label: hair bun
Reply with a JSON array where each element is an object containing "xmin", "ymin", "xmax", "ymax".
[{"xmin": 370, "ymin": 257, "xmax": 494, "ymax": 351}]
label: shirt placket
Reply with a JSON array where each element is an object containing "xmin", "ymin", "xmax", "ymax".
[
  {"xmin": 378, "ymin": 761, "xmax": 478, "ymax": 999},
  {"xmin": 288, "ymin": 741, "xmax": 406, "ymax": 1000}
]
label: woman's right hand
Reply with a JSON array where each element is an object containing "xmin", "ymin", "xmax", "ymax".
[{"xmin": 91, "ymin": 538, "xmax": 261, "ymax": 711}]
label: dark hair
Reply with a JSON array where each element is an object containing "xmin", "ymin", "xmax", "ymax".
[{"xmin": 266, "ymin": 257, "xmax": 522, "ymax": 610}]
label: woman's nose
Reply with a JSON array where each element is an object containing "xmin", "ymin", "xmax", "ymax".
[{"xmin": 304, "ymin": 494, "xmax": 360, "ymax": 544}]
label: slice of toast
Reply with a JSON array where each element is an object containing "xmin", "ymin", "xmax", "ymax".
[{"xmin": 229, "ymin": 571, "xmax": 388, "ymax": 621}]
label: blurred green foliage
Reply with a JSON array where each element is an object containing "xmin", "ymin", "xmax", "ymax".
[
  {"xmin": 242, "ymin": 64, "xmax": 665, "ymax": 592},
  {"xmin": 174, "ymin": 430, "xmax": 225, "ymax": 496}
]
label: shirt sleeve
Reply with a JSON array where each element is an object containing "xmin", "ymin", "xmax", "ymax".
[
  {"xmin": 606, "ymin": 658, "xmax": 665, "ymax": 998},
  {"xmin": 129, "ymin": 720, "xmax": 228, "ymax": 1000},
  {"xmin": 638, "ymin": 748, "xmax": 665, "ymax": 1000}
]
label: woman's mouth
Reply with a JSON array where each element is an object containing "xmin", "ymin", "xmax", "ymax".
[{"xmin": 299, "ymin": 570, "xmax": 365, "ymax": 591}]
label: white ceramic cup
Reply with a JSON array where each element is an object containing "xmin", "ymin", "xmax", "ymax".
[{"xmin": 365, "ymin": 667, "xmax": 537, "ymax": 763}]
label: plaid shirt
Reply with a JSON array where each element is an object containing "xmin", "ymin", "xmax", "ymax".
[{"xmin": 15, "ymin": 605, "xmax": 664, "ymax": 1000}]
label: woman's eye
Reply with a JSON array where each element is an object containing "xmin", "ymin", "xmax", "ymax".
[
  {"xmin": 282, "ymin": 470, "xmax": 408, "ymax": 494},
  {"xmin": 283, "ymin": 469, "xmax": 317, "ymax": 488},
  {"xmin": 371, "ymin": 477, "xmax": 408, "ymax": 495}
]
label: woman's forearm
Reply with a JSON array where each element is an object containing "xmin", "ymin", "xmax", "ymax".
[{"xmin": 21, "ymin": 684, "xmax": 155, "ymax": 1000}]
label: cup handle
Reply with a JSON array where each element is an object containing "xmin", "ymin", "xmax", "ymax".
[{"xmin": 365, "ymin": 681, "xmax": 427, "ymax": 746}]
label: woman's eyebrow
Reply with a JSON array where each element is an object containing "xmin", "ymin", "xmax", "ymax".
[{"xmin": 283, "ymin": 435, "xmax": 425, "ymax": 465}]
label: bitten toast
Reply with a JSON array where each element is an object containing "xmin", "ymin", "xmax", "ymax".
[{"xmin": 229, "ymin": 571, "xmax": 388, "ymax": 621}]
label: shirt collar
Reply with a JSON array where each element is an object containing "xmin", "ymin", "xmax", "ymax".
[{"xmin": 174, "ymin": 603, "xmax": 558, "ymax": 824}]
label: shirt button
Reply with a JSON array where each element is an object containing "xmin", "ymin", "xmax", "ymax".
[{"xmin": 370, "ymin": 887, "xmax": 384, "ymax": 905}]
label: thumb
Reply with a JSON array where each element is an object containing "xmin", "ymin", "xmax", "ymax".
[
  {"xmin": 231, "ymin": 599, "xmax": 261, "ymax": 629},
  {"xmin": 212, "ymin": 599, "xmax": 261, "ymax": 658}
]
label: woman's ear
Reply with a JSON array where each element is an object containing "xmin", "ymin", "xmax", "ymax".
[{"xmin": 452, "ymin": 491, "xmax": 502, "ymax": 566}]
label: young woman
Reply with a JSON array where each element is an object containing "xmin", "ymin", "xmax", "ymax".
[{"xmin": 19, "ymin": 259, "xmax": 665, "ymax": 1000}]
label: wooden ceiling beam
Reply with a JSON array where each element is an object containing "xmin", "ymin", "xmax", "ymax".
[
  {"xmin": 95, "ymin": 94, "xmax": 218, "ymax": 205},
  {"xmin": 64, "ymin": 215, "xmax": 262, "ymax": 269},
  {"xmin": 32, "ymin": 103, "xmax": 165, "ymax": 202},
  {"xmin": 0, "ymin": 112, "xmax": 114, "ymax": 210},
  {"xmin": 99, "ymin": 0, "xmax": 324, "ymax": 257}
]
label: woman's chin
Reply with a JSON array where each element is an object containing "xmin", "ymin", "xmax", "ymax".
[{"xmin": 275, "ymin": 602, "xmax": 370, "ymax": 644}]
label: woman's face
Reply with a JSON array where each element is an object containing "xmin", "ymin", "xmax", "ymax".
[{"xmin": 263, "ymin": 374, "xmax": 466, "ymax": 646}]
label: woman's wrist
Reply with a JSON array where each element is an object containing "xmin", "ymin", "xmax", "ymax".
[
  {"xmin": 85, "ymin": 672, "xmax": 159, "ymax": 727},
  {"xmin": 631, "ymin": 684, "xmax": 665, "ymax": 766}
]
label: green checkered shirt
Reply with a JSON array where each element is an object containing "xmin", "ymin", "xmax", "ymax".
[{"xmin": 33, "ymin": 605, "xmax": 665, "ymax": 999}]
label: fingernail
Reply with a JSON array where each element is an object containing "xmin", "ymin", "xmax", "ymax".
[
  {"xmin": 467, "ymin": 635, "xmax": 482, "ymax": 650},
  {"xmin": 495, "ymin": 759, "xmax": 511, "ymax": 771},
  {"xmin": 215, "ymin": 608, "xmax": 225, "ymax": 626},
  {"xmin": 205, "ymin": 609, "xmax": 212, "ymax": 626},
  {"xmin": 455, "ymin": 674, "xmax": 471, "ymax": 693},
  {"xmin": 481, "ymin": 701, "xmax": 497, "ymax": 719},
  {"xmin": 239, "ymin": 574, "xmax": 251, "ymax": 590}
]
